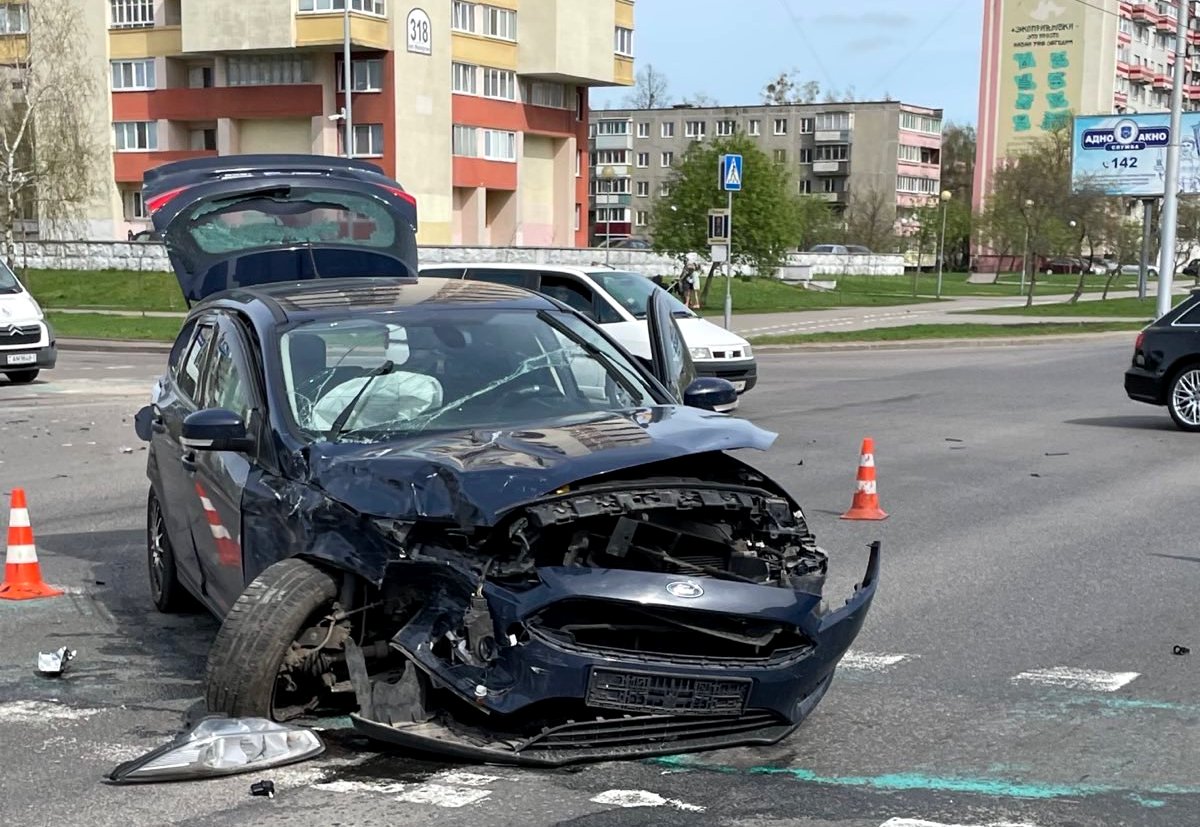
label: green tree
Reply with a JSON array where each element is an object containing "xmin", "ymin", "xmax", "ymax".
[
  {"xmin": 794, "ymin": 195, "xmax": 838, "ymax": 251},
  {"xmin": 650, "ymin": 133, "xmax": 802, "ymax": 276}
]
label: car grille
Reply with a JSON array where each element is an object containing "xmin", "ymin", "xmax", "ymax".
[
  {"xmin": 0, "ymin": 324, "xmax": 40, "ymax": 347},
  {"xmin": 705, "ymin": 365, "xmax": 754, "ymax": 379},
  {"xmin": 518, "ymin": 709, "xmax": 788, "ymax": 753},
  {"xmin": 527, "ymin": 599, "xmax": 815, "ymax": 666},
  {"xmin": 587, "ymin": 668, "xmax": 750, "ymax": 715}
]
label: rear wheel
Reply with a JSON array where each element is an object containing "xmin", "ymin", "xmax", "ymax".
[
  {"xmin": 204, "ymin": 557, "xmax": 342, "ymax": 721},
  {"xmin": 5, "ymin": 369, "xmax": 39, "ymax": 384},
  {"xmin": 1168, "ymin": 365, "xmax": 1200, "ymax": 432}
]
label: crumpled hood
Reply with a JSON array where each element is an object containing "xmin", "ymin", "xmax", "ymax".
[{"xmin": 305, "ymin": 406, "xmax": 777, "ymax": 525}]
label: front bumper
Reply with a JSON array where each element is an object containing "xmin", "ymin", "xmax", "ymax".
[
  {"xmin": 695, "ymin": 357, "xmax": 758, "ymax": 393},
  {"xmin": 350, "ymin": 543, "xmax": 880, "ymax": 766},
  {"xmin": 0, "ymin": 320, "xmax": 56, "ymax": 372}
]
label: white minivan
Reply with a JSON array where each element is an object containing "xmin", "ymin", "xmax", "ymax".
[
  {"xmin": 0, "ymin": 261, "xmax": 54, "ymax": 384},
  {"xmin": 419, "ymin": 263, "xmax": 758, "ymax": 395}
]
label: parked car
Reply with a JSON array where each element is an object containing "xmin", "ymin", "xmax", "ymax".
[
  {"xmin": 1120, "ymin": 262, "xmax": 1159, "ymax": 278},
  {"xmin": 1124, "ymin": 287, "xmax": 1200, "ymax": 431},
  {"xmin": 1181, "ymin": 259, "xmax": 1200, "ymax": 277},
  {"xmin": 133, "ymin": 153, "xmax": 879, "ymax": 767},
  {"xmin": 598, "ymin": 237, "xmax": 652, "ymax": 249},
  {"xmin": 808, "ymin": 244, "xmax": 849, "ymax": 254},
  {"xmin": 0, "ymin": 260, "xmax": 55, "ymax": 384},
  {"xmin": 419, "ymin": 263, "xmax": 759, "ymax": 396}
]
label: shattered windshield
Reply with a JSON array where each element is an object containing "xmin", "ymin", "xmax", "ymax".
[
  {"xmin": 588, "ymin": 270, "xmax": 694, "ymax": 320},
  {"xmin": 279, "ymin": 308, "xmax": 662, "ymax": 442}
]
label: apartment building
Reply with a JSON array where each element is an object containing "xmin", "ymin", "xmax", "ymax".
[
  {"xmin": 587, "ymin": 101, "xmax": 943, "ymax": 245},
  {"xmin": 975, "ymin": 0, "xmax": 1200, "ymax": 212},
  {"xmin": 9, "ymin": 0, "xmax": 635, "ymax": 244}
]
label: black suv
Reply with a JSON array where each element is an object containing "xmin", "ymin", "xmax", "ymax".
[{"xmin": 1124, "ymin": 288, "xmax": 1200, "ymax": 431}]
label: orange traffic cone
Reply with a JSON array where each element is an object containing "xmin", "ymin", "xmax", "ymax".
[
  {"xmin": 841, "ymin": 437, "xmax": 888, "ymax": 521},
  {"xmin": 0, "ymin": 488, "xmax": 63, "ymax": 600}
]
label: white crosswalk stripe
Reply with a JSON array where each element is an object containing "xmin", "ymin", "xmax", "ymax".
[
  {"xmin": 881, "ymin": 820, "xmax": 1041, "ymax": 827},
  {"xmin": 839, "ymin": 651, "xmax": 916, "ymax": 671},
  {"xmin": 313, "ymin": 768, "xmax": 507, "ymax": 808},
  {"xmin": 1011, "ymin": 666, "xmax": 1140, "ymax": 692}
]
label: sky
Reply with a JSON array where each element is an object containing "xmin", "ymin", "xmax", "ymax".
[{"xmin": 592, "ymin": 0, "xmax": 985, "ymax": 125}]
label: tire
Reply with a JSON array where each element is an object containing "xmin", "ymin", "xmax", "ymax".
[
  {"xmin": 204, "ymin": 557, "xmax": 339, "ymax": 720},
  {"xmin": 147, "ymin": 489, "xmax": 193, "ymax": 613},
  {"xmin": 1167, "ymin": 364, "xmax": 1200, "ymax": 433},
  {"xmin": 5, "ymin": 369, "xmax": 39, "ymax": 384}
]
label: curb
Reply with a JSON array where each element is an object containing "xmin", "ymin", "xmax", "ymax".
[
  {"xmin": 57, "ymin": 338, "xmax": 172, "ymax": 354},
  {"xmin": 752, "ymin": 330, "xmax": 1139, "ymax": 353}
]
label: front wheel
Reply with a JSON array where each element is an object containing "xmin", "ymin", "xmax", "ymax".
[
  {"xmin": 204, "ymin": 558, "xmax": 341, "ymax": 721},
  {"xmin": 5, "ymin": 369, "xmax": 39, "ymax": 384},
  {"xmin": 1168, "ymin": 365, "xmax": 1200, "ymax": 432}
]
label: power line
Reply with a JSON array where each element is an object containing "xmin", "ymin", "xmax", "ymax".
[
  {"xmin": 869, "ymin": 1, "xmax": 968, "ymax": 92},
  {"xmin": 773, "ymin": 0, "xmax": 836, "ymax": 91}
]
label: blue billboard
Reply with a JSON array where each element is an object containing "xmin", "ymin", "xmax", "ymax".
[{"xmin": 1071, "ymin": 113, "xmax": 1200, "ymax": 197}]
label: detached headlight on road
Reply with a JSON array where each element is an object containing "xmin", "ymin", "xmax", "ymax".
[
  {"xmin": 689, "ymin": 347, "xmax": 711, "ymax": 360},
  {"xmin": 106, "ymin": 717, "xmax": 325, "ymax": 784}
]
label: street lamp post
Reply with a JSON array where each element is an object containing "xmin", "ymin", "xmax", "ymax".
[
  {"xmin": 598, "ymin": 166, "xmax": 617, "ymax": 264},
  {"xmin": 936, "ymin": 190, "xmax": 951, "ymax": 300},
  {"xmin": 342, "ymin": 1, "xmax": 353, "ymax": 158},
  {"xmin": 1021, "ymin": 199, "xmax": 1034, "ymax": 295}
]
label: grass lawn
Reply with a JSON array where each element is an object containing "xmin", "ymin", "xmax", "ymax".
[
  {"xmin": 24, "ymin": 269, "xmax": 185, "ymax": 312},
  {"xmin": 750, "ymin": 321, "xmax": 1146, "ymax": 345},
  {"xmin": 833, "ymin": 272, "xmax": 1143, "ymax": 299},
  {"xmin": 961, "ymin": 296, "xmax": 1161, "ymax": 318},
  {"xmin": 47, "ymin": 312, "xmax": 182, "ymax": 342},
  {"xmin": 695, "ymin": 276, "xmax": 941, "ymax": 314}
]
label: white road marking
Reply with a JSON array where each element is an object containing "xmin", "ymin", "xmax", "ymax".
[
  {"xmin": 314, "ymin": 768, "xmax": 498, "ymax": 808},
  {"xmin": 840, "ymin": 651, "xmax": 914, "ymax": 672},
  {"xmin": 881, "ymin": 820, "xmax": 1041, "ymax": 827},
  {"xmin": 314, "ymin": 780, "xmax": 409, "ymax": 795},
  {"xmin": 591, "ymin": 789, "xmax": 706, "ymax": 812},
  {"xmin": 394, "ymin": 783, "xmax": 492, "ymax": 808},
  {"xmin": 435, "ymin": 771, "xmax": 501, "ymax": 787},
  {"xmin": 1011, "ymin": 666, "xmax": 1140, "ymax": 692},
  {"xmin": 0, "ymin": 700, "xmax": 101, "ymax": 723}
]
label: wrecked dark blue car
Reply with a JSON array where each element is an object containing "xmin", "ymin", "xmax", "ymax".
[{"xmin": 133, "ymin": 155, "xmax": 879, "ymax": 767}]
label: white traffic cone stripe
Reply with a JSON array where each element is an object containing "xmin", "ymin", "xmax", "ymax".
[
  {"xmin": 199, "ymin": 496, "xmax": 215, "ymax": 512},
  {"xmin": 857, "ymin": 480, "xmax": 877, "ymax": 494},
  {"xmin": 208, "ymin": 524, "xmax": 232, "ymax": 541},
  {"xmin": 860, "ymin": 453, "xmax": 875, "ymax": 467},
  {"xmin": 5, "ymin": 544, "xmax": 38, "ymax": 564},
  {"xmin": 8, "ymin": 508, "xmax": 29, "ymax": 528}
]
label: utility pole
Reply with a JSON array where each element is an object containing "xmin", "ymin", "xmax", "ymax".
[
  {"xmin": 1157, "ymin": 0, "xmax": 1188, "ymax": 317},
  {"xmin": 936, "ymin": 190, "xmax": 951, "ymax": 300},
  {"xmin": 343, "ymin": 2, "xmax": 354, "ymax": 158}
]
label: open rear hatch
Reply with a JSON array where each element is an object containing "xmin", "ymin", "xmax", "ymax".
[{"xmin": 144, "ymin": 154, "xmax": 419, "ymax": 305}]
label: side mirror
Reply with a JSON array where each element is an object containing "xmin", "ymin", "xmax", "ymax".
[
  {"xmin": 182, "ymin": 409, "xmax": 253, "ymax": 452},
  {"xmin": 683, "ymin": 377, "xmax": 738, "ymax": 412}
]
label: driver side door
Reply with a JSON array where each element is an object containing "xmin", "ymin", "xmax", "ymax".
[{"xmin": 645, "ymin": 288, "xmax": 697, "ymax": 402}]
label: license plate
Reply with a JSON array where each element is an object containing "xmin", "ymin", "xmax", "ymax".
[
  {"xmin": 586, "ymin": 668, "xmax": 751, "ymax": 716},
  {"xmin": 733, "ymin": 380, "xmax": 746, "ymax": 391},
  {"xmin": 5, "ymin": 353, "xmax": 35, "ymax": 366}
]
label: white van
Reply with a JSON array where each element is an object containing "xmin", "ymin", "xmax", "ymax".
[
  {"xmin": 419, "ymin": 263, "xmax": 758, "ymax": 395},
  {"xmin": 0, "ymin": 262, "xmax": 54, "ymax": 384}
]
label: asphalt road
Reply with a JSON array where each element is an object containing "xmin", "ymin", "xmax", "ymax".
[{"xmin": 1, "ymin": 341, "xmax": 1198, "ymax": 827}]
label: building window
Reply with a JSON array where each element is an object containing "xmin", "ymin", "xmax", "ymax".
[
  {"xmin": 336, "ymin": 58, "xmax": 383, "ymax": 92},
  {"xmin": 526, "ymin": 80, "xmax": 569, "ymax": 108},
  {"xmin": 227, "ymin": 55, "xmax": 313, "ymax": 86},
  {"xmin": 452, "ymin": 125, "xmax": 478, "ymax": 156},
  {"xmin": 636, "ymin": 152, "xmax": 649, "ymax": 167},
  {"xmin": 595, "ymin": 120, "xmax": 630, "ymax": 135},
  {"xmin": 684, "ymin": 120, "xmax": 705, "ymax": 138},
  {"xmin": 773, "ymin": 149, "xmax": 786, "ymax": 163},
  {"xmin": 110, "ymin": 0, "xmax": 153, "ymax": 28},
  {"xmin": 815, "ymin": 144, "xmax": 848, "ymax": 161},
  {"xmin": 483, "ymin": 129, "xmax": 517, "ymax": 161},
  {"xmin": 614, "ymin": 26, "xmax": 634, "ymax": 56},
  {"xmin": 452, "ymin": 62, "xmax": 477, "ymax": 94},
  {"xmin": 351, "ymin": 123, "xmax": 384, "ymax": 156},
  {"xmin": 298, "ymin": 0, "xmax": 386, "ymax": 15},
  {"xmin": 817, "ymin": 112, "xmax": 852, "ymax": 131},
  {"xmin": 773, "ymin": 118, "xmax": 787, "ymax": 135},
  {"xmin": 660, "ymin": 151, "xmax": 673, "ymax": 167},
  {"xmin": 595, "ymin": 207, "xmax": 628, "ymax": 223},
  {"xmin": 594, "ymin": 149, "xmax": 628, "ymax": 165},
  {"xmin": 114, "ymin": 121, "xmax": 158, "ymax": 151},
  {"xmin": 575, "ymin": 204, "xmax": 581, "ymax": 231},
  {"xmin": 661, "ymin": 122, "xmax": 675, "ymax": 138},
  {"xmin": 594, "ymin": 177, "xmax": 630, "ymax": 195},
  {"xmin": 451, "ymin": 0, "xmax": 476, "ymax": 32},
  {"xmin": 899, "ymin": 111, "xmax": 940, "ymax": 134},
  {"xmin": 123, "ymin": 190, "xmax": 148, "ymax": 221},
  {"xmin": 483, "ymin": 6, "xmax": 516, "ymax": 40},
  {"xmin": 747, "ymin": 119, "xmax": 760, "ymax": 136},
  {"xmin": 799, "ymin": 117, "xmax": 814, "ymax": 133},
  {"xmin": 482, "ymin": 67, "xmax": 515, "ymax": 100},
  {"xmin": 822, "ymin": 177, "xmax": 841, "ymax": 193},
  {"xmin": 659, "ymin": 182, "xmax": 671, "ymax": 197},
  {"xmin": 636, "ymin": 122, "xmax": 650, "ymax": 138},
  {"xmin": 0, "ymin": 3, "xmax": 28, "ymax": 34},
  {"xmin": 716, "ymin": 119, "xmax": 735, "ymax": 136},
  {"xmin": 898, "ymin": 144, "xmax": 921, "ymax": 163},
  {"xmin": 799, "ymin": 148, "xmax": 812, "ymax": 163},
  {"xmin": 635, "ymin": 210, "xmax": 648, "ymax": 227},
  {"xmin": 799, "ymin": 180, "xmax": 812, "ymax": 194},
  {"xmin": 190, "ymin": 128, "xmax": 217, "ymax": 150},
  {"xmin": 111, "ymin": 59, "xmax": 156, "ymax": 91},
  {"xmin": 897, "ymin": 175, "xmax": 939, "ymax": 194},
  {"xmin": 636, "ymin": 181, "xmax": 649, "ymax": 197}
]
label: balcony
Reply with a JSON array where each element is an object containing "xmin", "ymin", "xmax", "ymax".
[
  {"xmin": 1154, "ymin": 73, "xmax": 1173, "ymax": 89},
  {"xmin": 518, "ymin": 0, "xmax": 628, "ymax": 86},
  {"xmin": 109, "ymin": 25, "xmax": 182, "ymax": 59},
  {"xmin": 0, "ymin": 34, "xmax": 26, "ymax": 63},
  {"xmin": 814, "ymin": 129, "xmax": 851, "ymax": 143},
  {"xmin": 812, "ymin": 160, "xmax": 845, "ymax": 174},
  {"xmin": 1128, "ymin": 64, "xmax": 1151, "ymax": 82},
  {"xmin": 452, "ymin": 156, "xmax": 517, "ymax": 191},
  {"xmin": 1130, "ymin": 3, "xmax": 1157, "ymax": 24},
  {"xmin": 111, "ymin": 85, "xmax": 325, "ymax": 122},
  {"xmin": 295, "ymin": 12, "xmax": 390, "ymax": 50},
  {"xmin": 113, "ymin": 150, "xmax": 217, "ymax": 184}
]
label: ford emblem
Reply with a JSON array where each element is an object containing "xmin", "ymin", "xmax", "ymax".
[{"xmin": 666, "ymin": 581, "xmax": 704, "ymax": 598}]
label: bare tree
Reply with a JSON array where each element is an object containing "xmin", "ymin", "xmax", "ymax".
[
  {"xmin": 681, "ymin": 92, "xmax": 717, "ymax": 106},
  {"xmin": 0, "ymin": 1, "xmax": 106, "ymax": 267},
  {"xmin": 844, "ymin": 185, "xmax": 896, "ymax": 252},
  {"xmin": 761, "ymin": 70, "xmax": 820, "ymax": 105},
  {"xmin": 624, "ymin": 64, "xmax": 672, "ymax": 109}
]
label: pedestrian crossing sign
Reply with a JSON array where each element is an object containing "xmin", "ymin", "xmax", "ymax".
[{"xmin": 720, "ymin": 154, "xmax": 743, "ymax": 192}]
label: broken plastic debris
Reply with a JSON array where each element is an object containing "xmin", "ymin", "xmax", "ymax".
[
  {"xmin": 250, "ymin": 779, "xmax": 276, "ymax": 799},
  {"xmin": 945, "ymin": 438, "xmax": 964, "ymax": 443},
  {"xmin": 119, "ymin": 447, "xmax": 134, "ymax": 454},
  {"xmin": 1044, "ymin": 451, "xmax": 1069, "ymax": 457},
  {"xmin": 37, "ymin": 647, "xmax": 76, "ymax": 676},
  {"xmin": 1174, "ymin": 645, "xmax": 1190, "ymax": 656}
]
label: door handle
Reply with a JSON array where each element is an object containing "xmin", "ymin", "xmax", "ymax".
[
  {"xmin": 151, "ymin": 414, "xmax": 166, "ymax": 434},
  {"xmin": 181, "ymin": 450, "xmax": 197, "ymax": 473}
]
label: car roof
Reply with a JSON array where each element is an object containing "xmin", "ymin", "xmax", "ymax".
[
  {"xmin": 420, "ymin": 262, "xmax": 644, "ymax": 278},
  {"xmin": 195, "ymin": 276, "xmax": 560, "ymax": 327}
]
